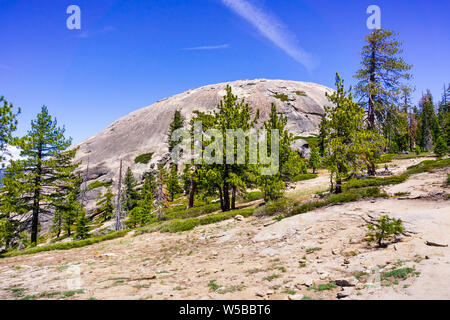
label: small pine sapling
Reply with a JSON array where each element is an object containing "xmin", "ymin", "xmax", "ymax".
[{"xmin": 366, "ymin": 215, "xmax": 404, "ymax": 247}]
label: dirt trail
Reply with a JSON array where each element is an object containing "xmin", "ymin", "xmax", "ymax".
[{"xmin": 0, "ymin": 157, "xmax": 448, "ymax": 300}]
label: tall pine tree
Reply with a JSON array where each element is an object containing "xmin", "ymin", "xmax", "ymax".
[
  {"xmin": 1, "ymin": 106, "xmax": 77, "ymax": 244},
  {"xmin": 354, "ymin": 29, "xmax": 412, "ymax": 171},
  {"xmin": 168, "ymin": 110, "xmax": 185, "ymax": 153},
  {"xmin": 0, "ymin": 95, "xmax": 21, "ymax": 159},
  {"xmin": 123, "ymin": 167, "xmax": 139, "ymax": 212}
]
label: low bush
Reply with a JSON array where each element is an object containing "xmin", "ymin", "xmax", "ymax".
[
  {"xmin": 160, "ymin": 218, "xmax": 199, "ymax": 233},
  {"xmin": 164, "ymin": 202, "xmax": 221, "ymax": 220},
  {"xmin": 159, "ymin": 207, "xmax": 255, "ymax": 233},
  {"xmin": 1, "ymin": 230, "xmax": 129, "ymax": 258},
  {"xmin": 344, "ymin": 176, "xmax": 407, "ymax": 190},
  {"xmin": 87, "ymin": 180, "xmax": 112, "ymax": 191},
  {"xmin": 240, "ymin": 191, "xmax": 264, "ymax": 202},
  {"xmin": 254, "ymin": 198, "xmax": 296, "ymax": 216},
  {"xmin": 293, "ymin": 136, "xmax": 319, "ymax": 148},
  {"xmin": 286, "ymin": 187, "xmax": 387, "ymax": 218},
  {"xmin": 291, "ymin": 173, "xmax": 318, "ymax": 182},
  {"xmin": 134, "ymin": 152, "xmax": 154, "ymax": 164},
  {"xmin": 405, "ymin": 158, "xmax": 450, "ymax": 175},
  {"xmin": 273, "ymin": 94, "xmax": 289, "ymax": 102}
]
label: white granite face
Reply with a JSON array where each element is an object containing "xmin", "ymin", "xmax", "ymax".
[{"xmin": 72, "ymin": 79, "xmax": 333, "ymax": 212}]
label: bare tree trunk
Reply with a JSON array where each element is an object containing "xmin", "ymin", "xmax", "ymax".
[
  {"xmin": 186, "ymin": 178, "xmax": 196, "ymax": 209},
  {"xmin": 115, "ymin": 160, "xmax": 123, "ymax": 231},
  {"xmin": 218, "ymin": 186, "xmax": 224, "ymax": 211},
  {"xmin": 223, "ymin": 182, "xmax": 230, "ymax": 212},
  {"xmin": 368, "ymin": 42, "xmax": 376, "ymax": 131},
  {"xmin": 31, "ymin": 148, "xmax": 42, "ymax": 245},
  {"xmin": 231, "ymin": 186, "xmax": 237, "ymax": 210},
  {"xmin": 366, "ymin": 42, "xmax": 377, "ymax": 177},
  {"xmin": 157, "ymin": 168, "xmax": 164, "ymax": 221}
]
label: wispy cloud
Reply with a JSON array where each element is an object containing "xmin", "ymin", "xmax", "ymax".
[
  {"xmin": 184, "ymin": 44, "xmax": 231, "ymax": 51},
  {"xmin": 221, "ymin": 0, "xmax": 317, "ymax": 70},
  {"xmin": 76, "ymin": 26, "xmax": 116, "ymax": 39}
]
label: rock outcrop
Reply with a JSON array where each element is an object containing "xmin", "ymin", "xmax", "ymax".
[{"xmin": 73, "ymin": 79, "xmax": 333, "ymax": 212}]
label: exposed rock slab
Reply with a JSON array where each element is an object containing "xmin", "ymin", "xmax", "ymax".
[{"xmin": 73, "ymin": 79, "xmax": 333, "ymax": 212}]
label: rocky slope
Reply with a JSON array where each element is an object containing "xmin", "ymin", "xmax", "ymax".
[
  {"xmin": 1, "ymin": 158, "xmax": 448, "ymax": 300},
  {"xmin": 73, "ymin": 79, "xmax": 333, "ymax": 212}
]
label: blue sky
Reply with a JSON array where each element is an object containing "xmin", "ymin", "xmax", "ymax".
[{"xmin": 0, "ymin": 0, "xmax": 449, "ymax": 144}]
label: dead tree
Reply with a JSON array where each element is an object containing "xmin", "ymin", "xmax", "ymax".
[{"xmin": 115, "ymin": 159, "xmax": 124, "ymax": 231}]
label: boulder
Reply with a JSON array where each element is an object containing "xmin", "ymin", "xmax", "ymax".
[{"xmin": 288, "ymin": 294, "xmax": 304, "ymax": 300}]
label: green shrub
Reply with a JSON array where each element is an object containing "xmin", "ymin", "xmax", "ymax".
[
  {"xmin": 160, "ymin": 218, "xmax": 199, "ymax": 233},
  {"xmin": 295, "ymin": 90, "xmax": 307, "ymax": 97},
  {"xmin": 405, "ymin": 158, "xmax": 450, "ymax": 175},
  {"xmin": 291, "ymin": 173, "xmax": 318, "ymax": 182},
  {"xmin": 273, "ymin": 94, "xmax": 289, "ymax": 102},
  {"xmin": 134, "ymin": 153, "xmax": 154, "ymax": 164},
  {"xmin": 159, "ymin": 207, "xmax": 254, "ymax": 233},
  {"xmin": 164, "ymin": 203, "xmax": 221, "ymax": 220},
  {"xmin": 1, "ymin": 230, "xmax": 129, "ymax": 258},
  {"xmin": 434, "ymin": 136, "xmax": 448, "ymax": 157},
  {"xmin": 254, "ymin": 198, "xmax": 295, "ymax": 216},
  {"xmin": 240, "ymin": 191, "xmax": 264, "ymax": 202},
  {"xmin": 381, "ymin": 267, "xmax": 418, "ymax": 281},
  {"xmin": 366, "ymin": 215, "xmax": 404, "ymax": 247},
  {"xmin": 87, "ymin": 180, "xmax": 112, "ymax": 191},
  {"xmin": 415, "ymin": 146, "xmax": 421, "ymax": 155},
  {"xmin": 293, "ymin": 136, "xmax": 319, "ymax": 148},
  {"xmin": 286, "ymin": 187, "xmax": 386, "ymax": 218},
  {"xmin": 344, "ymin": 176, "xmax": 407, "ymax": 190},
  {"xmin": 307, "ymin": 282, "xmax": 337, "ymax": 292}
]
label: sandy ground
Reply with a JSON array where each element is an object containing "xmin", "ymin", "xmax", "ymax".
[{"xmin": 0, "ymin": 157, "xmax": 448, "ymax": 300}]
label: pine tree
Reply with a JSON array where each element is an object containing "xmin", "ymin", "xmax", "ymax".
[
  {"xmin": 308, "ymin": 146, "xmax": 321, "ymax": 174},
  {"xmin": 434, "ymin": 136, "xmax": 448, "ymax": 157},
  {"xmin": 166, "ymin": 163, "xmax": 181, "ymax": 201},
  {"xmin": 75, "ymin": 209, "xmax": 90, "ymax": 240},
  {"xmin": 265, "ymin": 104, "xmax": 293, "ymax": 176},
  {"xmin": 95, "ymin": 188, "xmax": 115, "ymax": 222},
  {"xmin": 0, "ymin": 96, "xmax": 21, "ymax": 247},
  {"xmin": 0, "ymin": 217, "xmax": 17, "ymax": 249},
  {"xmin": 123, "ymin": 167, "xmax": 139, "ymax": 212},
  {"xmin": 191, "ymin": 86, "xmax": 258, "ymax": 211},
  {"xmin": 323, "ymin": 73, "xmax": 384, "ymax": 193},
  {"xmin": 52, "ymin": 175, "xmax": 83, "ymax": 237},
  {"xmin": 181, "ymin": 165, "xmax": 192, "ymax": 196},
  {"xmin": 127, "ymin": 173, "xmax": 155, "ymax": 228},
  {"xmin": 257, "ymin": 174, "xmax": 285, "ymax": 202},
  {"xmin": 1, "ymin": 106, "xmax": 77, "ymax": 245},
  {"xmin": 418, "ymin": 92, "xmax": 439, "ymax": 152},
  {"xmin": 257, "ymin": 104, "xmax": 294, "ymax": 201},
  {"xmin": 439, "ymin": 83, "xmax": 450, "ymax": 147},
  {"xmin": 354, "ymin": 29, "xmax": 412, "ymax": 172},
  {"xmin": 0, "ymin": 95, "xmax": 21, "ymax": 159},
  {"xmin": 168, "ymin": 110, "xmax": 185, "ymax": 153},
  {"xmin": 317, "ymin": 114, "xmax": 327, "ymax": 157}
]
